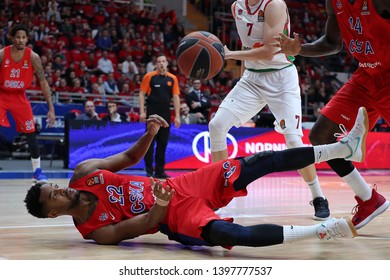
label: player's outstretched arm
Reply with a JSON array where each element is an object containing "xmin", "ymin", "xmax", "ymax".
[{"xmin": 71, "ymin": 115, "xmax": 169, "ymax": 182}]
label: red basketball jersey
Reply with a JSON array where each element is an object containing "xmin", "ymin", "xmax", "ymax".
[
  {"xmin": 332, "ymin": 0, "xmax": 390, "ymax": 75},
  {"xmin": 0, "ymin": 46, "xmax": 34, "ymax": 92},
  {"xmin": 70, "ymin": 170, "xmax": 156, "ymax": 238}
]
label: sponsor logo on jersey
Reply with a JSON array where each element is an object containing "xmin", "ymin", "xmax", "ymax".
[
  {"xmin": 238, "ymin": 9, "xmax": 243, "ymax": 15},
  {"xmin": 167, "ymin": 81, "xmax": 172, "ymax": 86},
  {"xmin": 99, "ymin": 212, "xmax": 108, "ymax": 221},
  {"xmin": 4, "ymin": 59, "xmax": 10, "ymax": 67},
  {"xmin": 257, "ymin": 10, "xmax": 264, "ymax": 22},
  {"xmin": 86, "ymin": 175, "xmax": 103, "ymax": 187},
  {"xmin": 361, "ymin": 0, "xmax": 370, "ymax": 15}
]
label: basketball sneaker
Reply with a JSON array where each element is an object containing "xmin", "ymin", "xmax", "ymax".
[
  {"xmin": 351, "ymin": 186, "xmax": 390, "ymax": 230},
  {"xmin": 316, "ymin": 217, "xmax": 358, "ymax": 241},
  {"xmin": 32, "ymin": 168, "xmax": 48, "ymax": 184},
  {"xmin": 310, "ymin": 197, "xmax": 330, "ymax": 220},
  {"xmin": 336, "ymin": 107, "xmax": 368, "ymax": 162}
]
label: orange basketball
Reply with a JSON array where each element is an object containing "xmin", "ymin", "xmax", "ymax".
[{"xmin": 176, "ymin": 31, "xmax": 225, "ymax": 80}]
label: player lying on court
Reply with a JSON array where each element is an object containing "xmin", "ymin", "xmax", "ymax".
[{"xmin": 24, "ymin": 107, "xmax": 369, "ymax": 249}]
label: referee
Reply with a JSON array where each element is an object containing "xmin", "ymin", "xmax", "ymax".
[{"xmin": 139, "ymin": 54, "xmax": 181, "ymax": 179}]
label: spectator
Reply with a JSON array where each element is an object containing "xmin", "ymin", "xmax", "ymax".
[
  {"xmin": 75, "ymin": 100, "xmax": 100, "ymax": 120},
  {"xmin": 102, "ymin": 101, "xmax": 128, "ymax": 122},
  {"xmin": 186, "ymin": 79, "xmax": 211, "ymax": 121},
  {"xmin": 96, "ymin": 29, "xmax": 113, "ymax": 51},
  {"xmin": 103, "ymin": 72, "xmax": 120, "ymax": 96},
  {"xmin": 180, "ymin": 103, "xmax": 205, "ymax": 124},
  {"xmin": 97, "ymin": 50, "xmax": 114, "ymax": 75},
  {"xmin": 121, "ymin": 55, "xmax": 138, "ymax": 80}
]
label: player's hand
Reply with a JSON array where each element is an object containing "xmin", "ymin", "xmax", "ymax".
[
  {"xmin": 150, "ymin": 178, "xmax": 174, "ymax": 206},
  {"xmin": 46, "ymin": 110, "xmax": 56, "ymax": 128},
  {"xmin": 271, "ymin": 32, "xmax": 301, "ymax": 56},
  {"xmin": 223, "ymin": 45, "xmax": 232, "ymax": 60},
  {"xmin": 146, "ymin": 114, "xmax": 169, "ymax": 135}
]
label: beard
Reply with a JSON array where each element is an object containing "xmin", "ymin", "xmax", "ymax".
[{"xmin": 69, "ymin": 189, "xmax": 81, "ymax": 209}]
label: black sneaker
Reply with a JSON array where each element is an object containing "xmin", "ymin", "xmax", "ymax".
[
  {"xmin": 310, "ymin": 197, "xmax": 330, "ymax": 220},
  {"xmin": 154, "ymin": 172, "xmax": 170, "ymax": 179}
]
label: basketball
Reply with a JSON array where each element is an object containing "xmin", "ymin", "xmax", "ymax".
[{"xmin": 176, "ymin": 31, "xmax": 225, "ymax": 80}]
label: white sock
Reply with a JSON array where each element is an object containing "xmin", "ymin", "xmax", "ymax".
[
  {"xmin": 283, "ymin": 224, "xmax": 320, "ymax": 243},
  {"xmin": 306, "ymin": 176, "xmax": 325, "ymax": 199},
  {"xmin": 313, "ymin": 142, "xmax": 348, "ymax": 164},
  {"xmin": 342, "ymin": 168, "xmax": 372, "ymax": 201},
  {"xmin": 31, "ymin": 157, "xmax": 41, "ymax": 171}
]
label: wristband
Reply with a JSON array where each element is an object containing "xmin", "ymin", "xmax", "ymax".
[{"xmin": 155, "ymin": 198, "xmax": 169, "ymax": 207}]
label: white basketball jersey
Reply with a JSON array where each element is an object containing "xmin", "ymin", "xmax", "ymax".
[{"xmin": 232, "ymin": 0, "xmax": 294, "ymax": 71}]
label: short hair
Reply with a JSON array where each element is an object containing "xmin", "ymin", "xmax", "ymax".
[
  {"xmin": 106, "ymin": 100, "xmax": 117, "ymax": 108},
  {"xmin": 11, "ymin": 24, "xmax": 29, "ymax": 37},
  {"xmin": 24, "ymin": 183, "xmax": 47, "ymax": 218}
]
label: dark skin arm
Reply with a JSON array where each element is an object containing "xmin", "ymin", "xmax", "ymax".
[
  {"xmin": 273, "ymin": 0, "xmax": 390, "ymax": 57},
  {"xmin": 70, "ymin": 114, "xmax": 171, "ymax": 244},
  {"xmin": 273, "ymin": 0, "xmax": 342, "ymax": 56},
  {"xmin": 70, "ymin": 114, "xmax": 169, "ymax": 183},
  {"xmin": 90, "ymin": 178, "xmax": 174, "ymax": 245},
  {"xmin": 30, "ymin": 51, "xmax": 56, "ymax": 127}
]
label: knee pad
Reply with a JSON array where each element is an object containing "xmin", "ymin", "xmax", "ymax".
[
  {"xmin": 284, "ymin": 134, "xmax": 304, "ymax": 148},
  {"xmin": 209, "ymin": 110, "xmax": 238, "ymax": 152}
]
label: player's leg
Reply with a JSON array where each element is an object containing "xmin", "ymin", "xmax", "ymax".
[
  {"xmin": 208, "ymin": 107, "xmax": 236, "ymax": 162},
  {"xmin": 263, "ymin": 66, "xmax": 328, "ymax": 220},
  {"xmin": 10, "ymin": 99, "xmax": 48, "ymax": 183},
  {"xmin": 311, "ymin": 83, "xmax": 389, "ymax": 229},
  {"xmin": 209, "ymin": 73, "xmax": 265, "ymax": 162},
  {"xmin": 233, "ymin": 107, "xmax": 369, "ymax": 190},
  {"xmin": 201, "ymin": 217, "xmax": 357, "ymax": 247}
]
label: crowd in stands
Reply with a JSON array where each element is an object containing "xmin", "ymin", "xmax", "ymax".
[{"xmin": 0, "ymin": 0, "xmax": 361, "ymax": 125}]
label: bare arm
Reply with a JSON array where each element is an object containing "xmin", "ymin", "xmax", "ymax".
[
  {"xmin": 138, "ymin": 90, "xmax": 146, "ymax": 122},
  {"xmin": 90, "ymin": 179, "xmax": 175, "ymax": 244},
  {"xmin": 31, "ymin": 51, "xmax": 56, "ymax": 127},
  {"xmin": 70, "ymin": 115, "xmax": 169, "ymax": 183},
  {"xmin": 299, "ymin": 0, "xmax": 343, "ymax": 56},
  {"xmin": 225, "ymin": 0, "xmax": 286, "ymax": 61},
  {"xmin": 273, "ymin": 0, "xmax": 343, "ymax": 57},
  {"xmin": 173, "ymin": 94, "xmax": 181, "ymax": 128}
]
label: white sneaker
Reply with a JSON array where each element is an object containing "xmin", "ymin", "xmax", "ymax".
[
  {"xmin": 336, "ymin": 107, "xmax": 369, "ymax": 162},
  {"xmin": 317, "ymin": 217, "xmax": 358, "ymax": 241}
]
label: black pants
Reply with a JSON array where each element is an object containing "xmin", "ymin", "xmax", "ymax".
[{"xmin": 144, "ymin": 126, "xmax": 170, "ymax": 175}]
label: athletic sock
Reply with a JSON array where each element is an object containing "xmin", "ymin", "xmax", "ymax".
[
  {"xmin": 283, "ymin": 224, "xmax": 320, "ymax": 243},
  {"xmin": 31, "ymin": 157, "xmax": 41, "ymax": 171},
  {"xmin": 342, "ymin": 168, "xmax": 372, "ymax": 201},
  {"xmin": 306, "ymin": 176, "xmax": 325, "ymax": 199}
]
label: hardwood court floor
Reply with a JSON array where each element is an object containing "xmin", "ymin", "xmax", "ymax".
[{"xmin": 0, "ymin": 172, "xmax": 389, "ymax": 260}]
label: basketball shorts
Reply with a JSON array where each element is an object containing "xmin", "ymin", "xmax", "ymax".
[
  {"xmin": 321, "ymin": 68, "xmax": 390, "ymax": 130},
  {"xmin": 218, "ymin": 65, "xmax": 303, "ymax": 136},
  {"xmin": 160, "ymin": 158, "xmax": 247, "ymax": 246},
  {"xmin": 0, "ymin": 91, "xmax": 35, "ymax": 133}
]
